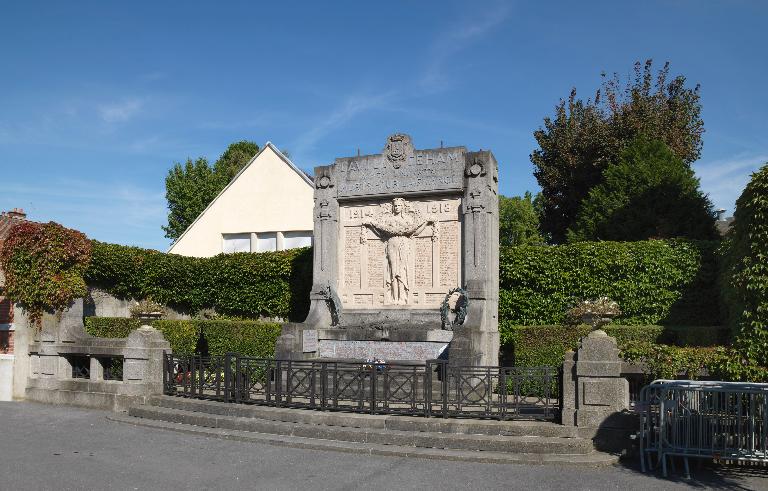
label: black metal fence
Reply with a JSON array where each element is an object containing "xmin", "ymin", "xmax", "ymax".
[{"xmin": 163, "ymin": 353, "xmax": 561, "ymax": 421}]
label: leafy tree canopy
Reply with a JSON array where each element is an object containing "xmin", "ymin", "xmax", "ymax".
[
  {"xmin": 567, "ymin": 137, "xmax": 717, "ymax": 242},
  {"xmin": 212, "ymin": 140, "xmax": 260, "ymax": 184},
  {"xmin": 163, "ymin": 141, "xmax": 259, "ymax": 241},
  {"xmin": 531, "ymin": 60, "xmax": 704, "ymax": 243},
  {"xmin": 722, "ymin": 162, "xmax": 768, "ymax": 366},
  {"xmin": 499, "ymin": 192, "xmax": 545, "ymax": 246}
]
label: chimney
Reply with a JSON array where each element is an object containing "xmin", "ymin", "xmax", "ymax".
[{"xmin": 6, "ymin": 208, "xmax": 26, "ymax": 220}]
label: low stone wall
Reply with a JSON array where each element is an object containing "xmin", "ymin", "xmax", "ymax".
[
  {"xmin": 83, "ymin": 287, "xmax": 191, "ymax": 320},
  {"xmin": 21, "ymin": 299, "xmax": 170, "ymax": 411}
]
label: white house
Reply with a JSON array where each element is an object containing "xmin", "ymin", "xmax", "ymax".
[{"xmin": 168, "ymin": 143, "xmax": 315, "ymax": 257}]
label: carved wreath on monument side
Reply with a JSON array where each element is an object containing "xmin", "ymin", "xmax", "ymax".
[
  {"xmin": 440, "ymin": 287, "xmax": 469, "ymax": 330},
  {"xmin": 360, "ymin": 198, "xmax": 436, "ymax": 305}
]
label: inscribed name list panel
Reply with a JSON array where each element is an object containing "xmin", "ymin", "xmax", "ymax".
[{"xmin": 338, "ymin": 196, "xmax": 462, "ymax": 309}]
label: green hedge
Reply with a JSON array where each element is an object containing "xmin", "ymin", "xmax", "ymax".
[
  {"xmin": 85, "ymin": 239, "xmax": 719, "ymax": 327},
  {"xmin": 84, "ymin": 317, "xmax": 281, "ymax": 357},
  {"xmin": 721, "ymin": 162, "xmax": 768, "ymax": 366},
  {"xmin": 84, "ymin": 241, "xmax": 312, "ymax": 321},
  {"xmin": 500, "ymin": 240, "xmax": 720, "ymax": 326},
  {"xmin": 501, "ymin": 324, "xmax": 728, "ymax": 368}
]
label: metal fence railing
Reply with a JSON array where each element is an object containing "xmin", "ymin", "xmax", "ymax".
[
  {"xmin": 163, "ymin": 353, "xmax": 561, "ymax": 421},
  {"xmin": 638, "ymin": 380, "xmax": 768, "ymax": 477}
]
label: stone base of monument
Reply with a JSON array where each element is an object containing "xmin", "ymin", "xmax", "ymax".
[
  {"xmin": 277, "ymin": 320, "xmax": 456, "ymax": 362},
  {"xmin": 118, "ymin": 395, "xmax": 619, "ymax": 466}
]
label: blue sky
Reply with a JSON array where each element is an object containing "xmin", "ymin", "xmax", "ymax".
[{"xmin": 1, "ymin": 1, "xmax": 766, "ymax": 250}]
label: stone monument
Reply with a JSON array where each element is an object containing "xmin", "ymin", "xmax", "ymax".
[{"xmin": 276, "ymin": 134, "xmax": 499, "ymax": 366}]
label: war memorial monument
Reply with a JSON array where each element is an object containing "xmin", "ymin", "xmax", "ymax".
[{"xmin": 277, "ymin": 134, "xmax": 500, "ymax": 367}]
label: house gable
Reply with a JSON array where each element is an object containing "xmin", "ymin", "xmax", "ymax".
[{"xmin": 168, "ymin": 143, "xmax": 315, "ymax": 257}]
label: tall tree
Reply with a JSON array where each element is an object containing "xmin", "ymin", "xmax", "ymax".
[
  {"xmin": 162, "ymin": 158, "xmax": 220, "ymax": 240},
  {"xmin": 212, "ymin": 140, "xmax": 260, "ymax": 184},
  {"xmin": 722, "ymin": 162, "xmax": 768, "ymax": 366},
  {"xmin": 531, "ymin": 60, "xmax": 704, "ymax": 243},
  {"xmin": 567, "ymin": 137, "xmax": 717, "ymax": 242},
  {"xmin": 499, "ymin": 192, "xmax": 545, "ymax": 246},
  {"xmin": 163, "ymin": 141, "xmax": 260, "ymax": 241}
]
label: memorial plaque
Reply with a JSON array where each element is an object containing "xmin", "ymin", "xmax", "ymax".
[
  {"xmin": 439, "ymin": 221, "xmax": 459, "ymax": 287},
  {"xmin": 414, "ymin": 237, "xmax": 433, "ymax": 287},
  {"xmin": 338, "ymin": 196, "xmax": 461, "ymax": 309},
  {"xmin": 302, "ymin": 330, "xmax": 318, "ymax": 352},
  {"xmin": 367, "ymin": 238, "xmax": 386, "ymax": 289},
  {"xmin": 343, "ymin": 226, "xmax": 361, "ymax": 288}
]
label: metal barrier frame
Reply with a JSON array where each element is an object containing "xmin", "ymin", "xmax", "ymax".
[
  {"xmin": 163, "ymin": 353, "xmax": 561, "ymax": 422},
  {"xmin": 638, "ymin": 379, "xmax": 768, "ymax": 477}
]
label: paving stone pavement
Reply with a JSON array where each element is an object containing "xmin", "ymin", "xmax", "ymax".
[{"xmin": 0, "ymin": 402, "xmax": 765, "ymax": 491}]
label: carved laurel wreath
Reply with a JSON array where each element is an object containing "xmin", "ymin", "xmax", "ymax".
[
  {"xmin": 319, "ymin": 286, "xmax": 342, "ymax": 326},
  {"xmin": 440, "ymin": 287, "xmax": 469, "ymax": 330}
]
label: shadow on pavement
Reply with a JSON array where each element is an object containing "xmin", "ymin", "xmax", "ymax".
[{"xmin": 617, "ymin": 455, "xmax": 768, "ymax": 490}]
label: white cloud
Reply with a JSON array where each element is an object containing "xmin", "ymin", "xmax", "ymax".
[
  {"xmin": 695, "ymin": 154, "xmax": 768, "ymax": 214},
  {"xmin": 98, "ymin": 98, "xmax": 145, "ymax": 123},
  {"xmin": 419, "ymin": 3, "xmax": 511, "ymax": 91},
  {"xmin": 293, "ymin": 92, "xmax": 397, "ymax": 156}
]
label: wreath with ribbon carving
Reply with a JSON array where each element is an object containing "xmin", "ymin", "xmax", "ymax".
[{"xmin": 440, "ymin": 287, "xmax": 469, "ymax": 330}]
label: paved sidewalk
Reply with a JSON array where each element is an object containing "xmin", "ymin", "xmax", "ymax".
[{"xmin": 0, "ymin": 402, "xmax": 765, "ymax": 490}]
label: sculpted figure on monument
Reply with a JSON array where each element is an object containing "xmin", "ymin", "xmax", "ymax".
[{"xmin": 362, "ymin": 198, "xmax": 434, "ymax": 305}]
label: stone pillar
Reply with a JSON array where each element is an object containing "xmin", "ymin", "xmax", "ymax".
[
  {"xmin": 123, "ymin": 325, "xmax": 170, "ymax": 394},
  {"xmin": 561, "ymin": 329, "xmax": 629, "ymax": 427}
]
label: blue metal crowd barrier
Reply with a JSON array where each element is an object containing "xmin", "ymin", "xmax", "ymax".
[{"xmin": 638, "ymin": 380, "xmax": 768, "ymax": 477}]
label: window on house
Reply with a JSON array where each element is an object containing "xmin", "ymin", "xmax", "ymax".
[
  {"xmin": 222, "ymin": 233, "xmax": 251, "ymax": 253},
  {"xmin": 283, "ymin": 231, "xmax": 313, "ymax": 249},
  {"xmin": 256, "ymin": 232, "xmax": 277, "ymax": 252}
]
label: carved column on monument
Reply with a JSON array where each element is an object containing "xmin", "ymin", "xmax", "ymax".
[{"xmin": 450, "ymin": 151, "xmax": 500, "ymax": 367}]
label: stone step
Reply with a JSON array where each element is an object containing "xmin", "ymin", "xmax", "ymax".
[
  {"xmin": 109, "ymin": 413, "xmax": 619, "ymax": 466},
  {"xmin": 128, "ymin": 404, "xmax": 594, "ymax": 455},
  {"xmin": 146, "ymin": 395, "xmax": 577, "ymax": 438}
]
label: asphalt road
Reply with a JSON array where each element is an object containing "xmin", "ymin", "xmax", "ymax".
[{"xmin": 0, "ymin": 402, "xmax": 765, "ymax": 491}]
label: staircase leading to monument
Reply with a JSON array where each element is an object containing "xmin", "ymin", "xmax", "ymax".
[{"xmin": 111, "ymin": 396, "xmax": 619, "ymax": 465}]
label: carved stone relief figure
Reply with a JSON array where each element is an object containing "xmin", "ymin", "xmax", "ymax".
[{"xmin": 362, "ymin": 198, "xmax": 434, "ymax": 305}]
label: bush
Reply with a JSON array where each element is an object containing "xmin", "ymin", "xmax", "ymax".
[
  {"xmin": 621, "ymin": 343, "xmax": 768, "ymax": 382},
  {"xmin": 501, "ymin": 323, "xmax": 728, "ymax": 368},
  {"xmin": 85, "ymin": 241, "xmax": 312, "ymax": 321},
  {"xmin": 721, "ymin": 162, "xmax": 768, "ymax": 366},
  {"xmin": 0, "ymin": 222, "xmax": 91, "ymax": 324},
  {"xmin": 500, "ymin": 240, "xmax": 720, "ymax": 326},
  {"xmin": 84, "ymin": 317, "xmax": 282, "ymax": 357}
]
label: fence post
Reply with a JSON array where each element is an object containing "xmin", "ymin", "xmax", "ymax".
[
  {"xmin": 225, "ymin": 353, "xmax": 233, "ymax": 403},
  {"xmin": 320, "ymin": 362, "xmax": 327, "ymax": 410},
  {"xmin": 162, "ymin": 352, "xmax": 169, "ymax": 394},
  {"xmin": 425, "ymin": 362, "xmax": 433, "ymax": 417},
  {"xmin": 439, "ymin": 360, "xmax": 449, "ymax": 418},
  {"xmin": 370, "ymin": 363, "xmax": 377, "ymax": 414},
  {"xmin": 276, "ymin": 360, "xmax": 283, "ymax": 407}
]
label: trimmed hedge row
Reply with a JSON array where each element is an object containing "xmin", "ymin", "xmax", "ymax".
[
  {"xmin": 503, "ymin": 323, "xmax": 768, "ymax": 382},
  {"xmin": 85, "ymin": 239, "xmax": 720, "ymax": 327},
  {"xmin": 84, "ymin": 317, "xmax": 281, "ymax": 357},
  {"xmin": 501, "ymin": 324, "xmax": 728, "ymax": 368},
  {"xmin": 500, "ymin": 240, "xmax": 720, "ymax": 326},
  {"xmin": 85, "ymin": 241, "xmax": 312, "ymax": 321}
]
